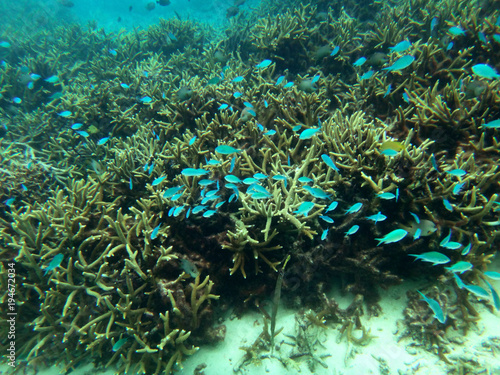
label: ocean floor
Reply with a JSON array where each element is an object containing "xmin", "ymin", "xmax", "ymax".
[{"xmin": 2, "ymin": 257, "xmax": 499, "ymax": 375}]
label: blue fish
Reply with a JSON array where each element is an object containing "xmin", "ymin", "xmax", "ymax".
[
  {"xmin": 112, "ymin": 338, "xmax": 128, "ymax": 352},
  {"xmin": 152, "ymin": 176, "xmax": 167, "ymax": 186},
  {"xmin": 442, "ymin": 199, "xmax": 453, "ymax": 212},
  {"xmin": 232, "ymin": 76, "xmax": 244, "ymax": 83},
  {"xmin": 321, "ymin": 229, "xmax": 329, "ymax": 240},
  {"xmin": 151, "ymin": 224, "xmax": 161, "ymax": 240},
  {"xmin": 409, "ymin": 251, "xmax": 450, "ymax": 265},
  {"xmin": 120, "ymin": 83, "xmax": 130, "ymax": 89},
  {"xmin": 330, "ymin": 46, "xmax": 340, "ymax": 56},
  {"xmin": 353, "ymin": 57, "xmax": 367, "ymax": 67},
  {"xmin": 417, "ymin": 291, "xmax": 446, "ymax": 323},
  {"xmin": 253, "ymin": 173, "xmax": 268, "ymax": 180},
  {"xmin": 365, "ymin": 212, "xmax": 387, "ymax": 223},
  {"xmin": 320, "ymin": 154, "xmax": 339, "ymax": 172},
  {"xmin": 293, "ymin": 201, "xmax": 315, "ymax": 217},
  {"xmin": 376, "ymin": 229, "xmax": 407, "ymax": 245},
  {"xmin": 319, "ymin": 215, "xmax": 334, "ymax": 223},
  {"xmin": 448, "ymin": 26, "xmax": 465, "ymax": 36},
  {"xmin": 464, "ymin": 284, "xmax": 490, "ymax": 299},
  {"xmin": 484, "ymin": 280, "xmax": 500, "ymax": 311},
  {"xmin": 140, "ymin": 96, "xmax": 152, "ymax": 103},
  {"xmin": 446, "ymin": 168, "xmax": 466, "ymax": 177},
  {"xmin": 325, "ymin": 201, "xmax": 339, "ymax": 212},
  {"xmin": 192, "ymin": 205, "xmax": 207, "ymax": 214},
  {"xmin": 382, "ymin": 55, "xmax": 415, "ymax": 72},
  {"xmin": 444, "ymin": 261, "xmax": 473, "ymax": 274},
  {"xmin": 472, "ymin": 64, "xmax": 500, "ymax": 79},
  {"xmin": 383, "ymin": 84, "xmax": 392, "ymax": 98},
  {"xmin": 163, "ymin": 186, "xmax": 184, "ymax": 198},
  {"xmin": 360, "ymin": 70, "xmax": 374, "ymax": 80},
  {"xmin": 71, "ymin": 123, "xmax": 83, "ymax": 130},
  {"xmin": 283, "ymin": 82, "xmax": 294, "ymax": 88},
  {"xmin": 76, "ymin": 130, "xmax": 89, "ymax": 137},
  {"xmin": 376, "ymin": 192, "xmax": 396, "ymax": 200},
  {"xmin": 44, "ymin": 254, "xmax": 64, "ymax": 275},
  {"xmin": 298, "ymin": 176, "xmax": 313, "ymax": 183},
  {"xmin": 225, "ymin": 175, "xmax": 242, "ymax": 184},
  {"xmin": 484, "ymin": 271, "xmax": 500, "ymax": 280},
  {"xmin": 345, "ymin": 202, "xmax": 363, "ymax": 214},
  {"xmin": 303, "ymin": 186, "xmax": 330, "ymax": 199},
  {"xmin": 58, "ymin": 111, "xmax": 72, "ymax": 118},
  {"xmin": 345, "ymin": 225, "xmax": 360, "ymax": 237},
  {"xmin": 215, "ymin": 145, "xmax": 241, "ymax": 154},
  {"xmin": 97, "ymin": 137, "xmax": 110, "ymax": 146},
  {"xmin": 483, "ymin": 119, "xmax": 500, "ymax": 129},
  {"xmin": 181, "ymin": 168, "xmax": 209, "ymax": 177},
  {"xmin": 389, "ymin": 40, "xmax": 411, "ymax": 53},
  {"xmin": 203, "ymin": 210, "xmax": 217, "ymax": 218},
  {"xmin": 299, "ymin": 128, "xmax": 320, "ymax": 140},
  {"xmin": 256, "ymin": 59, "xmax": 272, "ymax": 69},
  {"xmin": 276, "ymin": 76, "xmax": 285, "ymax": 85},
  {"xmin": 45, "ymin": 75, "xmax": 59, "ymax": 83}
]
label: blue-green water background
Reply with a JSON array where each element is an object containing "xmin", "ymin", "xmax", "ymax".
[{"xmin": 0, "ymin": 0, "xmax": 258, "ymax": 33}]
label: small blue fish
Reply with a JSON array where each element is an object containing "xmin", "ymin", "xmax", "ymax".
[
  {"xmin": 173, "ymin": 206, "xmax": 185, "ymax": 217},
  {"xmin": 45, "ymin": 75, "xmax": 59, "ymax": 83},
  {"xmin": 382, "ymin": 55, "xmax": 415, "ymax": 72},
  {"xmin": 377, "ymin": 192, "xmax": 396, "ymax": 200},
  {"xmin": 383, "ymin": 84, "xmax": 392, "ymax": 98},
  {"xmin": 325, "ymin": 201, "xmax": 339, "ymax": 212},
  {"xmin": 321, "ymin": 154, "xmax": 340, "ymax": 172},
  {"xmin": 478, "ymin": 32, "xmax": 487, "ymax": 44},
  {"xmin": 58, "ymin": 111, "xmax": 72, "ymax": 118},
  {"xmin": 446, "ymin": 42, "xmax": 454, "ymax": 51},
  {"xmin": 97, "ymin": 137, "xmax": 110, "ymax": 146},
  {"xmin": 203, "ymin": 210, "xmax": 217, "ymax": 218},
  {"xmin": 444, "ymin": 261, "xmax": 473, "ymax": 274},
  {"xmin": 472, "ymin": 64, "xmax": 500, "ymax": 79},
  {"xmin": 312, "ymin": 75, "xmax": 320, "ymax": 84},
  {"xmin": 181, "ymin": 168, "xmax": 209, "ymax": 177},
  {"xmin": 440, "ymin": 230, "xmax": 452, "ymax": 247},
  {"xmin": 299, "ymin": 128, "xmax": 320, "ymax": 140},
  {"xmin": 431, "ymin": 154, "xmax": 439, "ymax": 171},
  {"xmin": 353, "ymin": 57, "xmax": 367, "ymax": 67},
  {"xmin": 109, "ymin": 49, "xmax": 117, "ymax": 56},
  {"xmin": 276, "ymin": 76, "xmax": 285, "ymax": 85},
  {"xmin": 365, "ymin": 212, "xmax": 387, "ymax": 223},
  {"xmin": 225, "ymin": 175, "xmax": 242, "ymax": 184},
  {"xmin": 330, "ymin": 46, "xmax": 340, "ymax": 56},
  {"xmin": 303, "ymin": 186, "xmax": 330, "ymax": 199},
  {"xmin": 464, "ymin": 284, "xmax": 490, "ymax": 299},
  {"xmin": 264, "ymin": 130, "xmax": 276, "ymax": 136},
  {"xmin": 442, "ymin": 199, "xmax": 453, "ymax": 212},
  {"xmin": 0, "ymin": 41, "xmax": 11, "ymax": 48},
  {"xmin": 232, "ymin": 76, "xmax": 244, "ymax": 83},
  {"xmin": 413, "ymin": 228, "xmax": 422, "ymax": 240},
  {"xmin": 376, "ymin": 229, "xmax": 407, "ymax": 245},
  {"xmin": 446, "ymin": 168, "xmax": 466, "ymax": 177},
  {"xmin": 283, "ymin": 82, "xmax": 294, "ymax": 88},
  {"xmin": 112, "ymin": 338, "xmax": 128, "ymax": 352},
  {"xmin": 163, "ymin": 186, "xmax": 184, "ymax": 199},
  {"xmin": 461, "ymin": 243, "xmax": 471, "ymax": 256},
  {"xmin": 389, "ymin": 40, "xmax": 411, "ymax": 53},
  {"xmin": 256, "ymin": 59, "xmax": 272, "ymax": 69},
  {"xmin": 71, "ymin": 123, "xmax": 83, "ymax": 130},
  {"xmin": 151, "ymin": 224, "xmax": 161, "ymax": 240},
  {"xmin": 12, "ymin": 97, "xmax": 22, "ymax": 104},
  {"xmin": 483, "ymin": 119, "xmax": 500, "ymax": 129},
  {"xmin": 409, "ymin": 212, "xmax": 420, "ymax": 224},
  {"xmin": 484, "ymin": 271, "xmax": 500, "ymax": 280},
  {"xmin": 229, "ymin": 156, "xmax": 236, "ymax": 173},
  {"xmin": 360, "ymin": 70, "xmax": 374, "ymax": 80},
  {"xmin": 402, "ymin": 92, "xmax": 410, "ymax": 103},
  {"xmin": 345, "ymin": 202, "xmax": 363, "ymax": 214},
  {"xmin": 441, "ymin": 241, "xmax": 462, "ymax": 250},
  {"xmin": 44, "ymin": 254, "xmax": 64, "ymax": 275},
  {"xmin": 140, "ymin": 96, "xmax": 152, "ymax": 103},
  {"xmin": 120, "ymin": 83, "xmax": 130, "ymax": 89},
  {"xmin": 253, "ymin": 173, "xmax": 268, "ymax": 180},
  {"xmin": 218, "ymin": 104, "xmax": 229, "ymax": 110},
  {"xmin": 484, "ymin": 280, "xmax": 500, "ymax": 311},
  {"xmin": 76, "ymin": 130, "xmax": 89, "ymax": 137},
  {"xmin": 453, "ymin": 274, "xmax": 466, "ymax": 289},
  {"xmin": 293, "ymin": 201, "xmax": 315, "ymax": 217},
  {"xmin": 321, "ymin": 229, "xmax": 329, "ymax": 240},
  {"xmin": 188, "ymin": 136, "xmax": 197, "ymax": 146},
  {"xmin": 129, "ymin": 178, "xmax": 133, "ymax": 190},
  {"xmin": 417, "ymin": 291, "xmax": 446, "ymax": 323},
  {"xmin": 345, "ymin": 225, "xmax": 360, "ymax": 237},
  {"xmin": 192, "ymin": 205, "xmax": 207, "ymax": 214},
  {"xmin": 215, "ymin": 145, "xmax": 241, "ymax": 154},
  {"xmin": 152, "ymin": 176, "xmax": 167, "ymax": 186},
  {"xmin": 430, "ymin": 17, "xmax": 439, "ymax": 32},
  {"xmin": 243, "ymin": 101, "xmax": 253, "ymax": 108},
  {"xmin": 233, "ymin": 92, "xmax": 242, "ymax": 98},
  {"xmin": 409, "ymin": 251, "xmax": 450, "ymax": 265},
  {"xmin": 298, "ymin": 176, "xmax": 313, "ymax": 183},
  {"xmin": 292, "ymin": 125, "xmax": 302, "ymax": 132},
  {"xmin": 448, "ymin": 26, "xmax": 465, "ymax": 36},
  {"xmin": 319, "ymin": 215, "xmax": 334, "ymax": 223}
]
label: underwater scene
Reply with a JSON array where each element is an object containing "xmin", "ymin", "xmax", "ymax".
[{"xmin": 0, "ymin": 0, "xmax": 500, "ymax": 374}]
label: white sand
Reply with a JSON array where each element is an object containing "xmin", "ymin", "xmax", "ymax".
[{"xmin": 2, "ymin": 259, "xmax": 499, "ymax": 375}]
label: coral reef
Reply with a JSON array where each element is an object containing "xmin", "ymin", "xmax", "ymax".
[{"xmin": 0, "ymin": 0, "xmax": 499, "ymax": 372}]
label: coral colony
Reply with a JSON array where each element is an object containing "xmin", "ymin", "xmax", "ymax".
[{"xmin": 0, "ymin": 0, "xmax": 499, "ymax": 373}]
